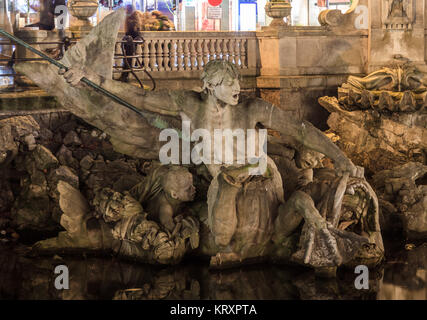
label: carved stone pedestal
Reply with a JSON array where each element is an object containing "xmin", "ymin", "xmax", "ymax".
[
  {"xmin": 67, "ymin": 0, "xmax": 98, "ymax": 39},
  {"xmin": 264, "ymin": 1, "xmax": 292, "ymax": 28}
]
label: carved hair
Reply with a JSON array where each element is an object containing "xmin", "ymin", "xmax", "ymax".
[
  {"xmin": 201, "ymin": 59, "xmax": 241, "ymax": 91},
  {"xmin": 161, "ymin": 166, "xmax": 192, "ymax": 194}
]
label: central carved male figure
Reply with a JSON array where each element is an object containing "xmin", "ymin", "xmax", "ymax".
[{"xmin": 16, "ymin": 10, "xmax": 369, "ymax": 268}]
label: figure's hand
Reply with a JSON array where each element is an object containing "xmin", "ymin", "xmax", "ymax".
[
  {"xmin": 303, "ymin": 223, "xmax": 342, "ymax": 266},
  {"xmin": 180, "ymin": 216, "xmax": 199, "ymax": 249},
  {"xmin": 58, "ymin": 67, "xmax": 85, "ymax": 87},
  {"xmin": 335, "ymin": 156, "xmax": 364, "ymax": 179}
]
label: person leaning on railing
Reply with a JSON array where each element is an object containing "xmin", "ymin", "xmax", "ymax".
[{"xmin": 119, "ymin": 9, "xmax": 175, "ymax": 83}]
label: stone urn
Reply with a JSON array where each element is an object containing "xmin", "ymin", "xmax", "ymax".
[
  {"xmin": 265, "ymin": 0, "xmax": 292, "ymax": 27},
  {"xmin": 68, "ymin": 0, "xmax": 99, "ymax": 39}
]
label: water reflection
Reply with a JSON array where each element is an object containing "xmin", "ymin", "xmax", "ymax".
[
  {"xmin": 0, "ymin": 243, "xmax": 426, "ymax": 300},
  {"xmin": 378, "ymin": 243, "xmax": 427, "ymax": 300}
]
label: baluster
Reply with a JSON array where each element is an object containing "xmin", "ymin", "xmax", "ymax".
[
  {"xmin": 210, "ymin": 39, "xmax": 216, "ymax": 61},
  {"xmin": 196, "ymin": 39, "xmax": 203, "ymax": 70},
  {"xmin": 135, "ymin": 41, "xmax": 142, "ymax": 71},
  {"xmin": 223, "ymin": 38, "xmax": 230, "ymax": 62},
  {"xmin": 234, "ymin": 39, "xmax": 240, "ymax": 68},
  {"xmin": 170, "ymin": 39, "xmax": 177, "ymax": 71},
  {"xmin": 203, "ymin": 39, "xmax": 209, "ymax": 66},
  {"xmin": 229, "ymin": 39, "xmax": 236, "ymax": 65},
  {"xmin": 163, "ymin": 39, "xmax": 171, "ymax": 71},
  {"xmin": 183, "ymin": 39, "xmax": 190, "ymax": 70},
  {"xmin": 143, "ymin": 39, "xmax": 150, "ymax": 72},
  {"xmin": 177, "ymin": 39, "xmax": 183, "ymax": 70},
  {"xmin": 240, "ymin": 39, "xmax": 247, "ymax": 68},
  {"xmin": 148, "ymin": 39, "xmax": 154, "ymax": 71},
  {"xmin": 235, "ymin": 39, "xmax": 240, "ymax": 66},
  {"xmin": 215, "ymin": 38, "xmax": 222, "ymax": 59},
  {"xmin": 114, "ymin": 41, "xmax": 122, "ymax": 73},
  {"xmin": 151, "ymin": 39, "xmax": 159, "ymax": 71},
  {"xmin": 190, "ymin": 39, "xmax": 197, "ymax": 70},
  {"xmin": 157, "ymin": 39, "xmax": 164, "ymax": 71}
]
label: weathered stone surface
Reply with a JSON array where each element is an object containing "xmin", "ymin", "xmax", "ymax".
[
  {"xmin": 372, "ymin": 162, "xmax": 427, "ymax": 239},
  {"xmin": 56, "ymin": 144, "xmax": 79, "ymax": 170},
  {"xmin": 319, "ymin": 95, "xmax": 427, "ymax": 174},
  {"xmin": 0, "ymin": 116, "xmax": 39, "ymax": 166},
  {"xmin": 57, "ymin": 181, "xmax": 89, "ymax": 233},
  {"xmin": 13, "ymin": 10, "xmax": 383, "ymax": 272},
  {"xmin": 32, "ymin": 145, "xmax": 59, "ymax": 171},
  {"xmin": 48, "ymin": 164, "xmax": 78, "ymax": 185},
  {"xmin": 0, "ymin": 178, "xmax": 14, "ymax": 214},
  {"xmin": 34, "ymin": 178, "xmax": 199, "ymax": 265},
  {"xmin": 79, "ymin": 155, "xmax": 94, "ymax": 170},
  {"xmin": 7, "ymin": 141, "xmax": 61, "ymax": 232},
  {"xmin": 319, "ymin": 62, "xmax": 427, "ymax": 173},
  {"xmin": 63, "ymin": 130, "xmax": 82, "ymax": 147},
  {"xmin": 1, "ymin": 110, "xmax": 384, "ymax": 269},
  {"xmin": 0, "ymin": 124, "xmax": 17, "ymax": 166},
  {"xmin": 320, "ymin": 64, "xmax": 427, "ymax": 240},
  {"xmin": 0, "ymin": 115, "xmax": 40, "ymax": 137}
]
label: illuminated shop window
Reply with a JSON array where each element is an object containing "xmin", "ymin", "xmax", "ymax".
[{"xmin": 291, "ymin": 0, "xmax": 351, "ymax": 26}]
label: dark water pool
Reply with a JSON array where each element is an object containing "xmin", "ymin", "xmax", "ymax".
[{"xmin": 0, "ymin": 242, "xmax": 425, "ymax": 300}]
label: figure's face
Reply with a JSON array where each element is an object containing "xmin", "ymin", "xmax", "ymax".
[
  {"xmin": 171, "ymin": 172, "xmax": 196, "ymax": 202},
  {"xmin": 296, "ymin": 148, "xmax": 325, "ymax": 169},
  {"xmin": 211, "ymin": 76, "xmax": 241, "ymax": 106}
]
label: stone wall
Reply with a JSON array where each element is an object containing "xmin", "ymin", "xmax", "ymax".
[{"xmin": 256, "ymin": 24, "xmax": 368, "ymax": 128}]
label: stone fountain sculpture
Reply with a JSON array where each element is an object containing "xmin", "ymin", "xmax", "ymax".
[
  {"xmin": 319, "ymin": 57, "xmax": 427, "ymax": 239},
  {"xmin": 319, "ymin": 58, "xmax": 427, "ymax": 173},
  {"xmin": 12, "ymin": 9, "xmax": 384, "ymax": 275}
]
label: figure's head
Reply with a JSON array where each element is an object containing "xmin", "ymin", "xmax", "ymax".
[
  {"xmin": 125, "ymin": 4, "xmax": 133, "ymax": 14},
  {"xmin": 201, "ymin": 60, "xmax": 241, "ymax": 106},
  {"xmin": 162, "ymin": 167, "xmax": 196, "ymax": 202},
  {"xmin": 295, "ymin": 147, "xmax": 325, "ymax": 170}
]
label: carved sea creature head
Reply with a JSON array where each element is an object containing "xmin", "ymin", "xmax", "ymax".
[
  {"xmin": 339, "ymin": 58, "xmax": 427, "ymax": 113},
  {"xmin": 201, "ymin": 60, "xmax": 242, "ymax": 105}
]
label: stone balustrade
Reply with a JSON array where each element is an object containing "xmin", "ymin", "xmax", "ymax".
[{"xmin": 113, "ymin": 31, "xmax": 259, "ymax": 89}]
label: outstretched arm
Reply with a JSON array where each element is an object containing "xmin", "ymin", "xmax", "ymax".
[
  {"xmin": 59, "ymin": 66, "xmax": 183, "ymax": 117},
  {"xmin": 250, "ymin": 99, "xmax": 361, "ymax": 177}
]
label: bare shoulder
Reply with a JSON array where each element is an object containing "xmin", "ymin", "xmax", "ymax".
[
  {"xmin": 169, "ymin": 89, "xmax": 202, "ymax": 107},
  {"xmin": 244, "ymin": 96, "xmax": 273, "ymax": 110},
  {"xmin": 240, "ymin": 96, "xmax": 275, "ymax": 120},
  {"xmin": 171, "ymin": 89, "xmax": 205, "ymax": 118}
]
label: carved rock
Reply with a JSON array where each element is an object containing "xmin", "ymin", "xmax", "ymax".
[
  {"xmin": 372, "ymin": 162, "xmax": 427, "ymax": 239},
  {"xmin": 319, "ymin": 95, "xmax": 426, "ymax": 174}
]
